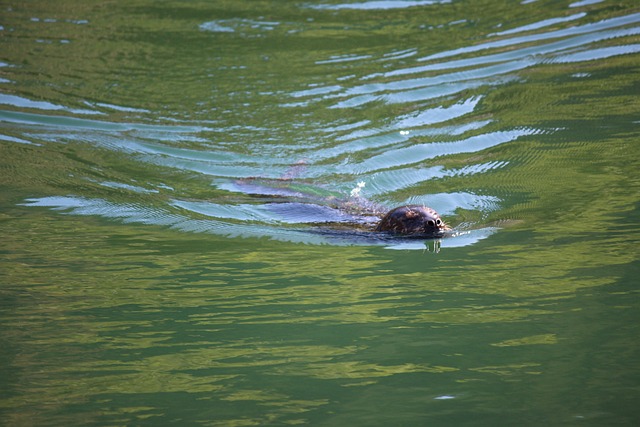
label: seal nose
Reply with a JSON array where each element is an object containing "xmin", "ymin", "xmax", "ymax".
[{"xmin": 426, "ymin": 218, "xmax": 442, "ymax": 227}]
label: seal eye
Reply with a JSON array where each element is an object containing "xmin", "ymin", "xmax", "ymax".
[
  {"xmin": 436, "ymin": 219, "xmax": 441, "ymax": 225},
  {"xmin": 427, "ymin": 220, "xmax": 435, "ymax": 227}
]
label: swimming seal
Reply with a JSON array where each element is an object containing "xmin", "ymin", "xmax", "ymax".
[
  {"xmin": 229, "ymin": 176, "xmax": 451, "ymax": 238},
  {"xmin": 375, "ymin": 205, "xmax": 449, "ymax": 237}
]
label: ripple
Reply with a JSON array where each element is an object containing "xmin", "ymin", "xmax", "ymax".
[
  {"xmin": 0, "ymin": 133, "xmax": 37, "ymax": 145},
  {"xmin": 549, "ymin": 44, "xmax": 640, "ymax": 63},
  {"xmin": 23, "ymin": 195, "xmax": 492, "ymax": 248},
  {"xmin": 351, "ymin": 129, "xmax": 537, "ymax": 173},
  {"xmin": 199, "ymin": 19, "xmax": 280, "ymax": 35},
  {"xmin": 406, "ymin": 192, "xmax": 502, "ymax": 216},
  {"xmin": 394, "ymin": 96, "xmax": 482, "ymax": 128},
  {"xmin": 91, "ymin": 180, "xmax": 159, "ymax": 194},
  {"xmin": 0, "ymin": 94, "xmax": 100, "ymax": 115},
  {"xmin": 362, "ymin": 161, "xmax": 509, "ymax": 197},
  {"xmin": 306, "ymin": 0, "xmax": 450, "ymax": 11},
  {"xmin": 11, "ymin": 4, "xmax": 636, "ymax": 250},
  {"xmin": 569, "ymin": 0, "xmax": 604, "ymax": 7},
  {"xmin": 488, "ymin": 13, "xmax": 587, "ymax": 37},
  {"xmin": 172, "ymin": 199, "xmax": 370, "ymax": 225},
  {"xmin": 0, "ymin": 110, "xmax": 210, "ymax": 135},
  {"xmin": 293, "ymin": 12, "xmax": 640, "ymax": 112},
  {"xmin": 316, "ymin": 54, "xmax": 373, "ymax": 65},
  {"xmin": 329, "ymin": 75, "xmax": 518, "ymax": 108},
  {"xmin": 420, "ymin": 13, "xmax": 640, "ymax": 61}
]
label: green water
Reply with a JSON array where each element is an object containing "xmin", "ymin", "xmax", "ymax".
[{"xmin": 1, "ymin": 0, "xmax": 639, "ymax": 425}]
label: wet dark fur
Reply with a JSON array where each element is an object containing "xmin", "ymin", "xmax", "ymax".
[{"xmin": 376, "ymin": 205, "xmax": 449, "ymax": 237}]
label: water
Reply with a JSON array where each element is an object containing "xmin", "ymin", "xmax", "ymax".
[{"xmin": 1, "ymin": 0, "xmax": 639, "ymax": 425}]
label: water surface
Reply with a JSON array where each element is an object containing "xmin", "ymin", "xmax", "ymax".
[{"xmin": 1, "ymin": 0, "xmax": 639, "ymax": 425}]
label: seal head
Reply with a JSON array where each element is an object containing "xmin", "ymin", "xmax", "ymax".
[{"xmin": 375, "ymin": 205, "xmax": 448, "ymax": 237}]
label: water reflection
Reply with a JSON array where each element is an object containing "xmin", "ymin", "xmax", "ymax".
[
  {"xmin": 3, "ymin": 99, "xmax": 509, "ymax": 248},
  {"xmin": 2, "ymin": 1, "xmax": 639, "ymax": 425},
  {"xmin": 21, "ymin": 195, "xmax": 497, "ymax": 249},
  {"xmin": 6, "ymin": 5, "xmax": 640, "ymax": 247},
  {"xmin": 8, "ymin": 2, "xmax": 640, "ymax": 247},
  {"xmin": 306, "ymin": 1, "xmax": 451, "ymax": 11}
]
